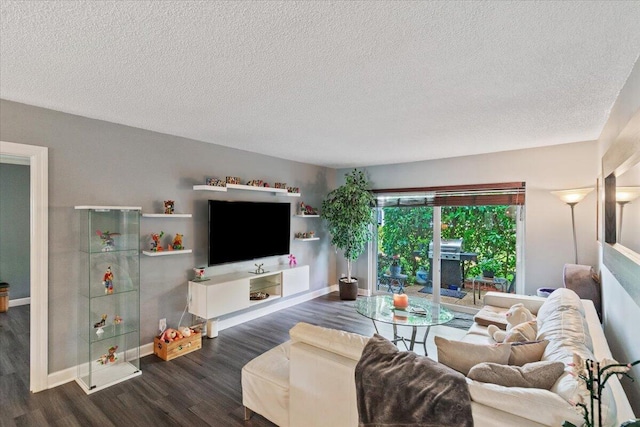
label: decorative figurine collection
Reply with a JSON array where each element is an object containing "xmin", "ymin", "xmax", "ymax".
[
  {"xmin": 150, "ymin": 231, "xmax": 186, "ymax": 251},
  {"xmin": 103, "ymin": 266, "xmax": 114, "ymax": 294},
  {"xmin": 298, "ymin": 202, "xmax": 319, "ymax": 215},
  {"xmin": 96, "ymin": 230, "xmax": 120, "ymax": 251},
  {"xmin": 164, "ymin": 200, "xmax": 175, "ymax": 214},
  {"xmin": 94, "ymin": 314, "xmax": 123, "ymax": 336},
  {"xmin": 97, "ymin": 345, "xmax": 118, "ymax": 365},
  {"xmin": 295, "ymin": 231, "xmax": 316, "ymax": 239},
  {"xmin": 202, "ymin": 177, "xmax": 300, "ymax": 194}
]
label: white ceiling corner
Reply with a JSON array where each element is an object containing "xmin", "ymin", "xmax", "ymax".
[{"xmin": 1, "ymin": 1, "xmax": 640, "ymax": 168}]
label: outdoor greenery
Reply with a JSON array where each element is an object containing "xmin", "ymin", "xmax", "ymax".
[
  {"xmin": 321, "ymin": 169, "xmax": 376, "ymax": 283},
  {"xmin": 378, "ymin": 205, "xmax": 516, "ymax": 284}
]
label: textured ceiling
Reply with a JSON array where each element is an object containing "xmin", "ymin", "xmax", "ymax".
[{"xmin": 2, "ymin": 1, "xmax": 640, "ymax": 168}]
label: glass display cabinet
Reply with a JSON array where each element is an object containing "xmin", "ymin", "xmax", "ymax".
[{"xmin": 75, "ymin": 206, "xmax": 142, "ymax": 393}]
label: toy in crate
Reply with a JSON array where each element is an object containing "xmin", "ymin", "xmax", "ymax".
[{"xmin": 153, "ymin": 326, "xmax": 202, "ymax": 361}]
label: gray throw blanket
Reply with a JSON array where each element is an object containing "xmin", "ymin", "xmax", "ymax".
[{"xmin": 355, "ymin": 334, "xmax": 473, "ymax": 427}]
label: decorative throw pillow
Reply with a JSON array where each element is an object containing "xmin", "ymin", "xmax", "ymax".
[
  {"xmin": 434, "ymin": 336, "xmax": 510, "ymax": 375},
  {"xmin": 468, "ymin": 360, "xmax": 566, "ymax": 389},
  {"xmin": 509, "ymin": 340, "xmax": 549, "ymax": 365}
]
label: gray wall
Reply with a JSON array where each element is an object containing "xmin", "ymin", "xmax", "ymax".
[
  {"xmin": 0, "ymin": 99, "xmax": 336, "ymax": 373},
  {"xmin": 0, "ymin": 163, "xmax": 30, "ymax": 299},
  {"xmin": 339, "ymin": 141, "xmax": 600, "ymax": 297}
]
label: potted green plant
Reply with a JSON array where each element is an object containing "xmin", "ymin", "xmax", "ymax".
[
  {"xmin": 321, "ymin": 169, "xmax": 376, "ymax": 300},
  {"xmin": 478, "ymin": 258, "xmax": 502, "ymax": 278}
]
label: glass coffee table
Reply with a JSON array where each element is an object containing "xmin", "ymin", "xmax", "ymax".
[{"xmin": 355, "ymin": 295, "xmax": 454, "ymax": 355}]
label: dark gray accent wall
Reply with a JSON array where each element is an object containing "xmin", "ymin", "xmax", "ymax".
[
  {"xmin": 0, "ymin": 163, "xmax": 30, "ymax": 299},
  {"xmin": 0, "ymin": 99, "xmax": 336, "ymax": 373}
]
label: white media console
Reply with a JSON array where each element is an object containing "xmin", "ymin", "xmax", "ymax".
[{"xmin": 188, "ymin": 264, "xmax": 310, "ymax": 338}]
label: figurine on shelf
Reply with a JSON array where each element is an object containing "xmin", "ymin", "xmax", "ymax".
[
  {"xmin": 97, "ymin": 345, "xmax": 118, "ymax": 365},
  {"xmin": 287, "ymin": 187, "xmax": 299, "ymax": 194},
  {"xmin": 193, "ymin": 267, "xmax": 206, "ymax": 280},
  {"xmin": 206, "ymin": 177, "xmax": 226, "ymax": 187},
  {"xmin": 275, "ymin": 182, "xmax": 287, "ymax": 189},
  {"xmin": 103, "ymin": 266, "xmax": 114, "ymax": 294},
  {"xmin": 172, "ymin": 233, "xmax": 183, "ymax": 250},
  {"xmin": 247, "ymin": 179, "xmax": 264, "ymax": 187},
  {"xmin": 164, "ymin": 200, "xmax": 175, "ymax": 214},
  {"xmin": 150, "ymin": 231, "xmax": 164, "ymax": 251},
  {"xmin": 254, "ymin": 263, "xmax": 264, "ymax": 274},
  {"xmin": 96, "ymin": 230, "xmax": 120, "ymax": 252},
  {"xmin": 289, "ymin": 254, "xmax": 297, "ymax": 266},
  {"xmin": 113, "ymin": 315, "xmax": 123, "ymax": 325},
  {"xmin": 94, "ymin": 314, "xmax": 107, "ymax": 328}
]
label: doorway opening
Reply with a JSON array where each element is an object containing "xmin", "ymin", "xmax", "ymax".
[{"xmin": 0, "ymin": 141, "xmax": 48, "ymax": 392}]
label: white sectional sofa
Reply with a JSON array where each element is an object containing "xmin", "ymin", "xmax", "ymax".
[{"xmin": 241, "ymin": 289, "xmax": 635, "ymax": 427}]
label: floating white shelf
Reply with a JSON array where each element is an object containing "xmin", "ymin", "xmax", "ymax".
[
  {"xmin": 142, "ymin": 213, "xmax": 192, "ymax": 218},
  {"xmin": 226, "ymin": 183, "xmax": 287, "ymax": 193},
  {"xmin": 193, "ymin": 183, "xmax": 301, "ymax": 197},
  {"xmin": 193, "ymin": 185, "xmax": 227, "ymax": 192},
  {"xmin": 294, "ymin": 237, "xmax": 320, "ymax": 241},
  {"xmin": 294, "ymin": 214, "xmax": 319, "ymax": 218},
  {"xmin": 142, "ymin": 249, "xmax": 193, "ymax": 257},
  {"xmin": 75, "ymin": 205, "xmax": 142, "ymax": 211}
]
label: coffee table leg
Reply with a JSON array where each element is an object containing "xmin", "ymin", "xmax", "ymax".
[
  {"xmin": 371, "ymin": 319, "xmax": 379, "ymax": 335},
  {"xmin": 392, "ymin": 323, "xmax": 408, "ymax": 350},
  {"xmin": 409, "ymin": 326, "xmax": 418, "ymax": 351},
  {"xmin": 422, "ymin": 326, "xmax": 431, "ymax": 355}
]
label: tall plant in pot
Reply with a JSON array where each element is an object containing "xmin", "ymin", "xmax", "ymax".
[{"xmin": 321, "ymin": 169, "xmax": 376, "ymax": 300}]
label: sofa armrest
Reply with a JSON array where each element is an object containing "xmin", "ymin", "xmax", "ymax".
[
  {"xmin": 483, "ymin": 292, "xmax": 546, "ymax": 314},
  {"xmin": 289, "ymin": 322, "xmax": 369, "ymax": 361},
  {"xmin": 290, "ymin": 341, "xmax": 360, "ymax": 427}
]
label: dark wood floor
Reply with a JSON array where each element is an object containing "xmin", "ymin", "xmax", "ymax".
[{"xmin": 0, "ymin": 293, "xmax": 380, "ymax": 427}]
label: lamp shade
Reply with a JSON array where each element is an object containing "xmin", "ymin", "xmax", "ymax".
[
  {"xmin": 616, "ymin": 186, "xmax": 640, "ymax": 203},
  {"xmin": 551, "ymin": 188, "xmax": 594, "ymax": 205}
]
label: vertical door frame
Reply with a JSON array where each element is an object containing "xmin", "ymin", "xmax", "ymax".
[{"xmin": 0, "ymin": 141, "xmax": 49, "ymax": 392}]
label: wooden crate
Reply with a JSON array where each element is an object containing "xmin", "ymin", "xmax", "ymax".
[{"xmin": 153, "ymin": 331, "xmax": 202, "ymax": 361}]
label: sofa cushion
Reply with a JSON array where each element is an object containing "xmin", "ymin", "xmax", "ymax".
[
  {"xmin": 468, "ymin": 360, "xmax": 565, "ymax": 389},
  {"xmin": 435, "ymin": 336, "xmax": 511, "ymax": 375},
  {"xmin": 535, "ymin": 288, "xmax": 617, "ymax": 426},
  {"xmin": 509, "ymin": 340, "xmax": 549, "ymax": 365},
  {"xmin": 289, "ymin": 322, "xmax": 369, "ymax": 361},
  {"xmin": 466, "ymin": 379, "xmax": 584, "ymax": 426}
]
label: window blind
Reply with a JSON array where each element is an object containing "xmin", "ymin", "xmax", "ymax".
[{"xmin": 373, "ymin": 182, "xmax": 526, "ymax": 207}]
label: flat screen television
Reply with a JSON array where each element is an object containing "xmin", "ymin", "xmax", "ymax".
[{"xmin": 208, "ymin": 200, "xmax": 291, "ymax": 266}]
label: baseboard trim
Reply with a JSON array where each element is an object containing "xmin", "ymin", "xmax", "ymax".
[
  {"xmin": 47, "ymin": 286, "xmax": 337, "ymax": 389},
  {"xmin": 9, "ymin": 297, "xmax": 30, "ymax": 307}
]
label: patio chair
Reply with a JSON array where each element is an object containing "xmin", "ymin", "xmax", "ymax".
[{"xmin": 494, "ymin": 274, "xmax": 515, "ymax": 293}]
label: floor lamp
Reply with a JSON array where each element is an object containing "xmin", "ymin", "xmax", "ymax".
[
  {"xmin": 616, "ymin": 187, "xmax": 640, "ymax": 241},
  {"xmin": 551, "ymin": 188, "xmax": 594, "ymax": 264}
]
